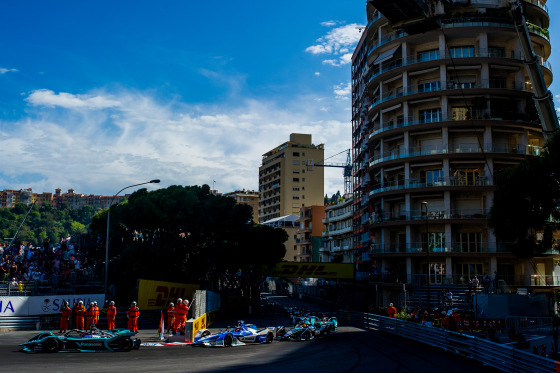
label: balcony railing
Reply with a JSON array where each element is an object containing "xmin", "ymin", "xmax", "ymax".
[
  {"xmin": 370, "ymin": 208, "xmax": 489, "ymax": 224},
  {"xmin": 367, "ymin": 49, "xmax": 551, "ymax": 86},
  {"xmin": 370, "ymin": 142, "xmax": 542, "ymax": 166},
  {"xmin": 369, "ymin": 176, "xmax": 492, "ymax": 195},
  {"xmin": 370, "ymin": 241, "xmax": 505, "ymax": 254},
  {"xmin": 526, "ymin": 0, "xmax": 548, "ymax": 13},
  {"xmin": 369, "ymin": 80, "xmax": 531, "ymax": 110},
  {"xmin": 367, "ymin": 17, "xmax": 549, "ymax": 59},
  {"xmin": 370, "ymin": 111, "xmax": 535, "ymax": 138}
]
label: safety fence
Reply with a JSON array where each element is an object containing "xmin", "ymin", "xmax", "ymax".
[
  {"xmin": 0, "ymin": 316, "xmax": 40, "ymax": 330},
  {"xmin": 339, "ymin": 310, "xmax": 559, "ymax": 373}
]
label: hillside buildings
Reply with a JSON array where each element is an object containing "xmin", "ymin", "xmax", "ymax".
[
  {"xmin": 258, "ymin": 133, "xmax": 325, "ymax": 223},
  {"xmin": 352, "ymin": 0, "xmax": 556, "ymax": 299},
  {"xmin": 0, "ymin": 188, "xmax": 123, "ymax": 210}
]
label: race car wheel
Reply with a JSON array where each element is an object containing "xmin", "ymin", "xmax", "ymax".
[
  {"xmin": 301, "ymin": 330, "xmax": 311, "ymax": 341},
  {"xmin": 119, "ymin": 337, "xmax": 134, "ymax": 352},
  {"xmin": 223, "ymin": 333, "xmax": 233, "ymax": 347},
  {"xmin": 42, "ymin": 337, "xmax": 60, "ymax": 353},
  {"xmin": 266, "ymin": 332, "xmax": 274, "ymax": 344}
]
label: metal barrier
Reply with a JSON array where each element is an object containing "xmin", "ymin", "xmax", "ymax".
[
  {"xmin": 339, "ymin": 310, "xmax": 559, "ymax": 373},
  {"xmin": 0, "ymin": 316, "xmax": 40, "ymax": 330}
]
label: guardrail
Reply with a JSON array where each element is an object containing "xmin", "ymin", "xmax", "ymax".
[
  {"xmin": 339, "ymin": 310, "xmax": 559, "ymax": 372},
  {"xmin": 0, "ymin": 316, "xmax": 40, "ymax": 330}
]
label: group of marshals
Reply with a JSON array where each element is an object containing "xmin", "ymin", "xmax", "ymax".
[{"xmin": 59, "ymin": 299, "xmax": 189, "ymax": 333}]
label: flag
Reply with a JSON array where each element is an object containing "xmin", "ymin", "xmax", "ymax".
[{"xmin": 158, "ymin": 310, "xmax": 164, "ymax": 339}]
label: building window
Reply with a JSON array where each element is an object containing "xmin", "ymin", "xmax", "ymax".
[
  {"xmin": 453, "ymin": 168, "xmax": 480, "ymax": 185},
  {"xmin": 293, "ymin": 187, "xmax": 300, "ymax": 191},
  {"xmin": 449, "ymin": 46, "xmax": 475, "ymax": 58},
  {"xmin": 293, "ymin": 178, "xmax": 299, "ymax": 182},
  {"xmin": 293, "ymin": 161, "xmax": 300, "ymax": 165},
  {"xmin": 423, "ymin": 232, "xmax": 446, "ymax": 252},
  {"xmin": 293, "ymin": 152, "xmax": 300, "ymax": 157},
  {"xmin": 488, "ymin": 46, "xmax": 505, "ymax": 58},
  {"xmin": 455, "ymin": 232, "xmax": 482, "ymax": 252},
  {"xmin": 293, "ymin": 196, "xmax": 300, "ymax": 200},
  {"xmin": 417, "ymin": 80, "xmax": 440, "ymax": 92},
  {"xmin": 302, "ymin": 178, "xmax": 305, "ymax": 182},
  {"xmin": 302, "ymin": 195, "xmax": 305, "ymax": 199},
  {"xmin": 419, "ymin": 108, "xmax": 442, "ymax": 123},
  {"xmin": 423, "ymin": 169, "xmax": 443, "ymax": 185},
  {"xmin": 417, "ymin": 48, "xmax": 439, "ymax": 62}
]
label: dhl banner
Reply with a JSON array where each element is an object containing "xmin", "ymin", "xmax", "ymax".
[
  {"xmin": 269, "ymin": 262, "xmax": 354, "ymax": 279},
  {"xmin": 138, "ymin": 279, "xmax": 199, "ymax": 310}
]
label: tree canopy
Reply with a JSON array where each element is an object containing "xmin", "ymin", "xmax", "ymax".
[
  {"xmin": 90, "ymin": 184, "xmax": 287, "ymax": 302},
  {"xmin": 0, "ymin": 202, "xmax": 98, "ymax": 246},
  {"xmin": 489, "ymin": 132, "xmax": 560, "ymax": 257}
]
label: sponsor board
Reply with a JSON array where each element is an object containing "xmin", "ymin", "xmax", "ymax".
[
  {"xmin": 269, "ymin": 262, "xmax": 354, "ymax": 279},
  {"xmin": 0, "ymin": 294, "xmax": 104, "ymax": 316},
  {"xmin": 185, "ymin": 314, "xmax": 207, "ymax": 343},
  {"xmin": 138, "ymin": 279, "xmax": 199, "ymax": 310}
]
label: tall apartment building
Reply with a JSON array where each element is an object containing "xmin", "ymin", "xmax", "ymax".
[
  {"xmin": 258, "ymin": 133, "xmax": 325, "ymax": 223},
  {"xmin": 296, "ymin": 205, "xmax": 325, "ymax": 263},
  {"xmin": 224, "ymin": 190, "xmax": 259, "ymax": 222},
  {"xmin": 321, "ymin": 194, "xmax": 354, "ymax": 264},
  {"xmin": 352, "ymin": 1, "xmax": 555, "ymax": 293}
]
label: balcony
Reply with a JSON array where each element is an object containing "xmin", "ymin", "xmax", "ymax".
[
  {"xmin": 370, "ymin": 208, "xmax": 489, "ymax": 224},
  {"xmin": 370, "ymin": 142, "xmax": 542, "ymax": 167},
  {"xmin": 369, "ymin": 110, "xmax": 536, "ymax": 138},
  {"xmin": 370, "ymin": 241, "xmax": 504, "ymax": 254},
  {"xmin": 369, "ymin": 175, "xmax": 492, "ymax": 196},
  {"xmin": 368, "ymin": 80, "xmax": 532, "ymax": 111},
  {"xmin": 366, "ymin": 49, "xmax": 547, "ymax": 86}
]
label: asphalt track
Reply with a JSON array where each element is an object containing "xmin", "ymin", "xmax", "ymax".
[{"xmin": 1, "ymin": 295, "xmax": 500, "ymax": 373}]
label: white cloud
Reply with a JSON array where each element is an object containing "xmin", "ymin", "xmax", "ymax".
[
  {"xmin": 0, "ymin": 88, "xmax": 350, "ymax": 197},
  {"xmin": 314, "ymin": 72, "xmax": 321, "ymax": 76},
  {"xmin": 0, "ymin": 68, "xmax": 18, "ymax": 74},
  {"xmin": 305, "ymin": 23, "xmax": 364, "ymax": 66},
  {"xmin": 320, "ymin": 20, "xmax": 340, "ymax": 27},
  {"xmin": 25, "ymin": 89, "xmax": 121, "ymax": 110},
  {"xmin": 333, "ymin": 82, "xmax": 351, "ymax": 99}
]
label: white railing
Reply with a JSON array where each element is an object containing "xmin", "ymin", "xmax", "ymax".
[{"xmin": 339, "ymin": 310, "xmax": 558, "ymax": 373}]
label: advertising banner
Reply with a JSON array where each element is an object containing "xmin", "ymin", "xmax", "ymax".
[
  {"xmin": 0, "ymin": 294, "xmax": 104, "ymax": 316},
  {"xmin": 137, "ymin": 279, "xmax": 199, "ymax": 310},
  {"xmin": 269, "ymin": 262, "xmax": 354, "ymax": 279}
]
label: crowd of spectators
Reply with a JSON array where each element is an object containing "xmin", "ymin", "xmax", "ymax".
[{"xmin": 0, "ymin": 236, "xmax": 103, "ymax": 294}]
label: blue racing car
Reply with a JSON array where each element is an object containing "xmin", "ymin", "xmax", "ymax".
[
  {"xmin": 192, "ymin": 321, "xmax": 274, "ymax": 347},
  {"xmin": 19, "ymin": 328, "xmax": 141, "ymax": 353}
]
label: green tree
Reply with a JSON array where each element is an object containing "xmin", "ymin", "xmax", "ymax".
[
  {"xmin": 489, "ymin": 132, "xmax": 560, "ymax": 257},
  {"xmin": 90, "ymin": 185, "xmax": 287, "ymax": 303}
]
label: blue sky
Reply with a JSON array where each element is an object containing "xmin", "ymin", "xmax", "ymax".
[{"xmin": 0, "ymin": 1, "xmax": 559, "ymax": 198}]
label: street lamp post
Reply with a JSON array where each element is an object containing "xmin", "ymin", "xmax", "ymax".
[
  {"xmin": 421, "ymin": 201, "xmax": 430, "ymax": 308},
  {"xmin": 105, "ymin": 179, "xmax": 160, "ymax": 300}
]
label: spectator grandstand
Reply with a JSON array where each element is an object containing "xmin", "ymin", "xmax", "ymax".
[{"xmin": 0, "ymin": 235, "xmax": 104, "ymax": 296}]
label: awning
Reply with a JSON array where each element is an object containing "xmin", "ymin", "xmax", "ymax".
[{"xmin": 373, "ymin": 45, "xmax": 400, "ymax": 65}]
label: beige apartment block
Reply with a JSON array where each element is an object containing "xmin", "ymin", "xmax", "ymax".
[
  {"xmin": 224, "ymin": 189, "xmax": 259, "ymax": 222},
  {"xmin": 258, "ymin": 133, "xmax": 324, "ymax": 224}
]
